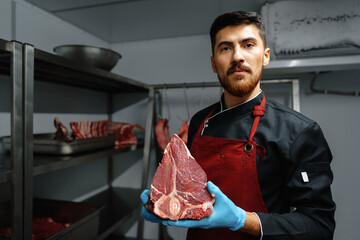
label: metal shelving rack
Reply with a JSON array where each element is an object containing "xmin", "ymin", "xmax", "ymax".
[
  {"xmin": 0, "ymin": 39, "xmax": 26, "ymax": 240},
  {"xmin": 0, "ymin": 37, "xmax": 151, "ymax": 240}
]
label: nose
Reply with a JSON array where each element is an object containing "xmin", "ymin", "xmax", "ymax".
[{"xmin": 233, "ymin": 47, "xmax": 245, "ymax": 63}]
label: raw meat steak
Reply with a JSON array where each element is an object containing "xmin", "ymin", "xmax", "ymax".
[
  {"xmin": 146, "ymin": 134, "xmax": 214, "ymax": 221},
  {"xmin": 70, "ymin": 120, "xmax": 109, "ymax": 139},
  {"xmin": 107, "ymin": 122, "xmax": 138, "ymax": 148},
  {"xmin": 53, "ymin": 117, "xmax": 73, "ymax": 142},
  {"xmin": 63, "ymin": 119, "xmax": 142, "ymax": 149},
  {"xmin": 155, "ymin": 119, "xmax": 170, "ymax": 152}
]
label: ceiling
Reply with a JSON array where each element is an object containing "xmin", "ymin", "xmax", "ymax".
[{"xmin": 23, "ymin": 0, "xmax": 272, "ymax": 43}]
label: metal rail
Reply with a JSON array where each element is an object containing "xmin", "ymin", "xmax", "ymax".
[{"xmin": 151, "ymin": 78, "xmax": 301, "ymax": 112}]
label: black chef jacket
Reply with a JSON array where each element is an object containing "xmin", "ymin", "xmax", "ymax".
[{"xmin": 187, "ymin": 92, "xmax": 336, "ymax": 240}]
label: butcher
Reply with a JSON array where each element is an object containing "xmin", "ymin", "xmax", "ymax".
[{"xmin": 141, "ymin": 10, "xmax": 336, "ymax": 240}]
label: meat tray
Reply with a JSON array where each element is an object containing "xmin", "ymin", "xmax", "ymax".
[
  {"xmin": 2, "ymin": 133, "xmax": 117, "ymax": 155},
  {"xmin": 0, "ymin": 198, "xmax": 102, "ymax": 240}
]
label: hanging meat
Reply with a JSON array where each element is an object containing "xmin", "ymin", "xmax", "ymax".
[
  {"xmin": 155, "ymin": 119, "xmax": 170, "ymax": 152},
  {"xmin": 145, "ymin": 134, "xmax": 214, "ymax": 220},
  {"xmin": 155, "ymin": 119, "xmax": 189, "ymax": 153},
  {"xmin": 178, "ymin": 120, "xmax": 189, "ymax": 145}
]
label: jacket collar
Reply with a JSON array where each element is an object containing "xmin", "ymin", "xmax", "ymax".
[{"xmin": 207, "ymin": 90, "xmax": 263, "ymax": 121}]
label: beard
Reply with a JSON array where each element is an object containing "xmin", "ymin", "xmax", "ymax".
[{"xmin": 218, "ymin": 63, "xmax": 262, "ymax": 97}]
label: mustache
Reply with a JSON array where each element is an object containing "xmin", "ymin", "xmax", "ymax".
[{"xmin": 227, "ymin": 63, "xmax": 251, "ymax": 75}]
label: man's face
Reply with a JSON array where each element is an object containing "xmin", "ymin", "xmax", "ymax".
[{"xmin": 211, "ymin": 24, "xmax": 270, "ymax": 98}]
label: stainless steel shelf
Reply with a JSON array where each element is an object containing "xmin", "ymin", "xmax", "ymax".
[
  {"xmin": 1, "ymin": 37, "xmax": 149, "ymax": 240},
  {"xmin": 0, "ymin": 145, "xmax": 142, "ymax": 184},
  {"xmin": 34, "ymin": 48, "xmax": 149, "ymax": 93},
  {"xmin": 264, "ymin": 55, "xmax": 360, "ymax": 76},
  {"xmin": 83, "ymin": 187, "xmax": 141, "ymax": 240},
  {"xmin": 33, "ymin": 145, "xmax": 142, "ymax": 176},
  {"xmin": 1, "ymin": 37, "xmax": 149, "ymax": 94},
  {"xmin": 0, "ymin": 38, "xmax": 14, "ymax": 52},
  {"xmin": 0, "ymin": 154, "xmax": 11, "ymax": 183}
]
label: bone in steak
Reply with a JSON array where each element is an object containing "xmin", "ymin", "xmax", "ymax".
[
  {"xmin": 53, "ymin": 117, "xmax": 73, "ymax": 142},
  {"xmin": 146, "ymin": 134, "xmax": 214, "ymax": 221}
]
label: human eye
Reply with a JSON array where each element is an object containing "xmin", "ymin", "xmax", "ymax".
[
  {"xmin": 221, "ymin": 46, "xmax": 231, "ymax": 51},
  {"xmin": 244, "ymin": 42, "xmax": 254, "ymax": 48}
]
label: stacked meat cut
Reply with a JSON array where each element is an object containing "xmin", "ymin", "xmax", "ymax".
[
  {"xmin": 54, "ymin": 117, "xmax": 142, "ymax": 149},
  {"xmin": 146, "ymin": 134, "xmax": 215, "ymax": 221},
  {"xmin": 69, "ymin": 120, "xmax": 109, "ymax": 139},
  {"xmin": 107, "ymin": 122, "xmax": 138, "ymax": 148}
]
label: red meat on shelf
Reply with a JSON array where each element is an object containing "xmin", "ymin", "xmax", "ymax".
[{"xmin": 0, "ymin": 217, "xmax": 70, "ymax": 240}]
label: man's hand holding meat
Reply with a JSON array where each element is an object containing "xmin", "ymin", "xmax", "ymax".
[
  {"xmin": 162, "ymin": 181, "xmax": 247, "ymax": 231},
  {"xmin": 140, "ymin": 182, "xmax": 248, "ymax": 231}
]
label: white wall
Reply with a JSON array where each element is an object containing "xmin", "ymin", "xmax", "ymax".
[{"xmin": 111, "ymin": 36, "xmax": 360, "ymax": 240}]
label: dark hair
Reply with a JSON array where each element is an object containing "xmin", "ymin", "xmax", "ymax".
[{"xmin": 210, "ymin": 11, "xmax": 266, "ymax": 55}]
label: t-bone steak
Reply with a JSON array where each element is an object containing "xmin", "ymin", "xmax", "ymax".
[{"xmin": 146, "ymin": 134, "xmax": 215, "ymax": 221}]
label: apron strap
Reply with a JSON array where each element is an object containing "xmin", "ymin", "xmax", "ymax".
[{"xmin": 248, "ymin": 92, "xmax": 266, "ymax": 143}]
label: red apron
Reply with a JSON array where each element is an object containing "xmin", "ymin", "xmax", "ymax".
[{"xmin": 187, "ymin": 93, "xmax": 268, "ymax": 240}]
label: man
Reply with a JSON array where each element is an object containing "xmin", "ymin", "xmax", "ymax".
[{"xmin": 141, "ymin": 11, "xmax": 336, "ymax": 240}]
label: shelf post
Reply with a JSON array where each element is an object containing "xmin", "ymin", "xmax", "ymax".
[
  {"xmin": 22, "ymin": 43, "xmax": 34, "ymax": 240},
  {"xmin": 137, "ymin": 87, "xmax": 156, "ymax": 240},
  {"xmin": 9, "ymin": 40, "xmax": 24, "ymax": 240}
]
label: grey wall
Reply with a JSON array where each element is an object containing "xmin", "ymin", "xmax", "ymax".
[{"xmin": 1, "ymin": 1, "xmax": 359, "ymax": 240}]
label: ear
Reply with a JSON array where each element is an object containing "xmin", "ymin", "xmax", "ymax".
[
  {"xmin": 211, "ymin": 56, "xmax": 217, "ymax": 73},
  {"xmin": 263, "ymin": 48, "xmax": 270, "ymax": 67}
]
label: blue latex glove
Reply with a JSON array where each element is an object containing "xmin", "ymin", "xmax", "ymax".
[
  {"xmin": 140, "ymin": 189, "xmax": 163, "ymax": 223},
  {"xmin": 162, "ymin": 181, "xmax": 246, "ymax": 231}
]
